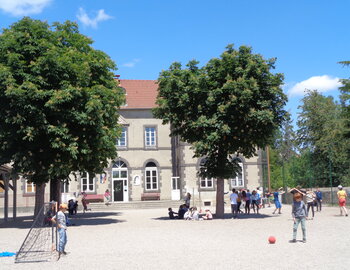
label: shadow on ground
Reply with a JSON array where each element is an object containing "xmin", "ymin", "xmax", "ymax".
[
  {"xmin": 69, "ymin": 212, "xmax": 126, "ymax": 226},
  {"xmin": 152, "ymin": 213, "xmax": 276, "ymax": 221},
  {"xmin": 0, "ymin": 211, "xmax": 124, "ymax": 229}
]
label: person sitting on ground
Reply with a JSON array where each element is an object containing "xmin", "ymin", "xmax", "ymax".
[
  {"xmin": 203, "ymin": 209, "xmax": 213, "ymax": 220},
  {"xmin": 168, "ymin": 207, "xmax": 178, "ymax": 219},
  {"xmin": 191, "ymin": 207, "xmax": 199, "ymax": 220},
  {"xmin": 184, "ymin": 207, "xmax": 193, "ymax": 220},
  {"xmin": 178, "ymin": 204, "xmax": 186, "ymax": 219}
]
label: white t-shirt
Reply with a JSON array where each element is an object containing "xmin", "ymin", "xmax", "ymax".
[{"xmin": 230, "ymin": 193, "xmax": 238, "ymax": 204}]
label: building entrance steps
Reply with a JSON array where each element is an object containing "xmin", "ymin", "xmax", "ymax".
[{"xmin": 87, "ymin": 200, "xmax": 182, "ymax": 211}]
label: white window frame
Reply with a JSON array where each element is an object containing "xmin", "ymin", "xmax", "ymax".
[
  {"xmin": 230, "ymin": 161, "xmax": 244, "ymax": 187},
  {"xmin": 61, "ymin": 180, "xmax": 69, "ymax": 193},
  {"xmin": 81, "ymin": 172, "xmax": 95, "ymax": 192},
  {"xmin": 145, "ymin": 127, "xmax": 156, "ymax": 147},
  {"xmin": 117, "ymin": 127, "xmax": 127, "ymax": 147},
  {"xmin": 200, "ymin": 178, "xmax": 214, "ymax": 189},
  {"xmin": 25, "ymin": 180, "xmax": 36, "ymax": 193},
  {"xmin": 145, "ymin": 166, "xmax": 158, "ymax": 191}
]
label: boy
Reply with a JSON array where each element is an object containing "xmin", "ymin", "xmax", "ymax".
[
  {"xmin": 168, "ymin": 207, "xmax": 178, "ymax": 219},
  {"xmin": 291, "ymin": 193, "xmax": 308, "ymax": 243},
  {"xmin": 52, "ymin": 204, "xmax": 68, "ymax": 258}
]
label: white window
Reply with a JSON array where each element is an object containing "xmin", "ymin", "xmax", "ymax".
[
  {"xmin": 145, "ymin": 127, "xmax": 156, "ymax": 147},
  {"xmin": 25, "ymin": 180, "xmax": 36, "ymax": 193},
  {"xmin": 145, "ymin": 162, "xmax": 158, "ymax": 190},
  {"xmin": 112, "ymin": 161, "xmax": 128, "ymax": 178},
  {"xmin": 230, "ymin": 159, "xmax": 244, "ymax": 187},
  {"xmin": 200, "ymin": 178, "xmax": 214, "ymax": 188},
  {"xmin": 61, "ymin": 180, "xmax": 69, "ymax": 193},
  {"xmin": 81, "ymin": 172, "xmax": 95, "ymax": 192},
  {"xmin": 117, "ymin": 127, "xmax": 127, "ymax": 147}
]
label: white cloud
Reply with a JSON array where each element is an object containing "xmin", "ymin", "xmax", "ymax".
[
  {"xmin": 122, "ymin": 59, "xmax": 140, "ymax": 68},
  {"xmin": 0, "ymin": 0, "xmax": 51, "ymax": 16},
  {"xmin": 288, "ymin": 75, "xmax": 343, "ymax": 96},
  {"xmin": 77, "ymin": 8, "xmax": 113, "ymax": 29}
]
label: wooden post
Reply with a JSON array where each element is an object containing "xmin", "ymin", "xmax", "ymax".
[
  {"xmin": 266, "ymin": 146, "xmax": 271, "ymax": 192},
  {"xmin": 4, "ymin": 174, "xmax": 9, "ymax": 222},
  {"xmin": 12, "ymin": 175, "xmax": 17, "ymax": 220}
]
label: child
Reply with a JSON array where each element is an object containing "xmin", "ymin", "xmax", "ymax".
[
  {"xmin": 291, "ymin": 193, "xmax": 308, "ymax": 243},
  {"xmin": 337, "ymin": 185, "xmax": 348, "ymax": 216},
  {"xmin": 203, "ymin": 209, "xmax": 213, "ymax": 220},
  {"xmin": 168, "ymin": 207, "xmax": 178, "ymax": 219},
  {"xmin": 191, "ymin": 207, "xmax": 199, "ymax": 220},
  {"xmin": 178, "ymin": 204, "xmax": 186, "ymax": 219},
  {"xmin": 104, "ymin": 189, "xmax": 111, "ymax": 206},
  {"xmin": 184, "ymin": 207, "xmax": 193, "ymax": 220}
]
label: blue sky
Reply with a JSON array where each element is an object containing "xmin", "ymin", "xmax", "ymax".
[{"xmin": 0, "ymin": 0, "xmax": 349, "ymax": 125}]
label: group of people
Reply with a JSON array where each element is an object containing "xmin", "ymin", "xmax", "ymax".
[
  {"xmin": 168, "ymin": 206, "xmax": 213, "ymax": 220},
  {"xmin": 229, "ymin": 187, "xmax": 267, "ymax": 218},
  {"xmin": 168, "ymin": 193, "xmax": 213, "ymax": 220}
]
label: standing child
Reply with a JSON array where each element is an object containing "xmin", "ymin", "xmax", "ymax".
[
  {"xmin": 291, "ymin": 193, "xmax": 308, "ymax": 243},
  {"xmin": 272, "ymin": 188, "xmax": 285, "ymax": 214},
  {"xmin": 251, "ymin": 190, "xmax": 259, "ymax": 214},
  {"xmin": 104, "ymin": 189, "xmax": 111, "ymax": 206},
  {"xmin": 337, "ymin": 185, "xmax": 348, "ymax": 216},
  {"xmin": 51, "ymin": 204, "xmax": 69, "ymax": 258}
]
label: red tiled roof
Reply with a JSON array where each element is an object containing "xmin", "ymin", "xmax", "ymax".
[{"xmin": 119, "ymin": 80, "xmax": 158, "ymax": 109}]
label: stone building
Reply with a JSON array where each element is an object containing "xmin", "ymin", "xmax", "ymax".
[{"xmin": 0, "ymin": 79, "xmax": 267, "ymax": 211}]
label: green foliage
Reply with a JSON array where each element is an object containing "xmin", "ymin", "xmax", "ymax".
[
  {"xmin": 0, "ymin": 17, "xmax": 124, "ymax": 184},
  {"xmin": 296, "ymin": 90, "xmax": 350, "ymax": 186},
  {"xmin": 270, "ymin": 89, "xmax": 350, "ymax": 190},
  {"xmin": 154, "ymin": 44, "xmax": 287, "ymax": 179}
]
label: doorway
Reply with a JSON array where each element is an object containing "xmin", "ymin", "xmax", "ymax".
[{"xmin": 112, "ymin": 161, "xmax": 129, "ymax": 202}]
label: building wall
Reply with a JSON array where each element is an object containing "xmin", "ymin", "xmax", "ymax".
[{"xmin": 0, "ymin": 109, "xmax": 266, "ymax": 208}]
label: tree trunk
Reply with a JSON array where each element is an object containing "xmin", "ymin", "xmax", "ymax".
[
  {"xmin": 215, "ymin": 178, "xmax": 225, "ymax": 218},
  {"xmin": 34, "ymin": 183, "xmax": 46, "ymax": 217},
  {"xmin": 50, "ymin": 180, "xmax": 61, "ymax": 206}
]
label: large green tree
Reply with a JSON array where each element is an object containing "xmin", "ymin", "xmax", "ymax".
[
  {"xmin": 154, "ymin": 45, "xmax": 287, "ymax": 217},
  {"xmin": 297, "ymin": 90, "xmax": 350, "ymax": 186},
  {"xmin": 0, "ymin": 18, "xmax": 124, "ymax": 215}
]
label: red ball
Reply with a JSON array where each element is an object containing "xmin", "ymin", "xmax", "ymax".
[{"xmin": 268, "ymin": 236, "xmax": 276, "ymax": 244}]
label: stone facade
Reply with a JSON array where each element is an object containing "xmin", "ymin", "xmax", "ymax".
[{"xmin": 0, "ymin": 80, "xmax": 267, "ymax": 209}]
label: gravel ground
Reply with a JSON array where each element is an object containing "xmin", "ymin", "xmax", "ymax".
[{"xmin": 1, "ymin": 204, "xmax": 349, "ymax": 270}]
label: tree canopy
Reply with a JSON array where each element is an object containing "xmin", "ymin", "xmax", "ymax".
[
  {"xmin": 154, "ymin": 44, "xmax": 287, "ymax": 217},
  {"xmin": 0, "ymin": 18, "xmax": 124, "ymax": 187}
]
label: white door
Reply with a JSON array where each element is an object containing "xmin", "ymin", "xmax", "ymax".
[
  {"xmin": 112, "ymin": 161, "xmax": 129, "ymax": 202},
  {"xmin": 171, "ymin": 177, "xmax": 181, "ymax": 200}
]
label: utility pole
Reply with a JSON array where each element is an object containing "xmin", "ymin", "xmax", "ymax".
[{"xmin": 266, "ymin": 146, "xmax": 271, "ymax": 192}]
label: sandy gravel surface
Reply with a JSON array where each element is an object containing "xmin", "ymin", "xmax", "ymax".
[{"xmin": 1, "ymin": 204, "xmax": 349, "ymax": 270}]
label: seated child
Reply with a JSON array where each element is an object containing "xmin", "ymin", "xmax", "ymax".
[
  {"xmin": 191, "ymin": 207, "xmax": 199, "ymax": 220},
  {"xmin": 184, "ymin": 207, "xmax": 193, "ymax": 220},
  {"xmin": 168, "ymin": 207, "xmax": 178, "ymax": 219},
  {"xmin": 178, "ymin": 205, "xmax": 186, "ymax": 219},
  {"xmin": 203, "ymin": 209, "xmax": 213, "ymax": 220}
]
